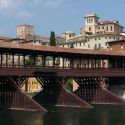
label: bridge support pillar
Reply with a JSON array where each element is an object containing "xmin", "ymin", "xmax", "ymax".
[
  {"xmin": 73, "ymin": 77, "xmax": 125, "ymax": 105},
  {"xmin": 0, "ymin": 76, "xmax": 47, "ymax": 112},
  {"xmin": 33, "ymin": 77, "xmax": 93, "ymax": 108}
]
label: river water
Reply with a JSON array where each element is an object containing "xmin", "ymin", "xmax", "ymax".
[{"xmin": 0, "ymin": 105, "xmax": 125, "ymax": 125}]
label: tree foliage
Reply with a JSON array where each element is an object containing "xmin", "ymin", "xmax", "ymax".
[
  {"xmin": 66, "ymin": 79, "xmax": 73, "ymax": 92},
  {"xmin": 50, "ymin": 31, "xmax": 56, "ymax": 46},
  {"xmin": 25, "ymin": 56, "xmax": 40, "ymax": 66},
  {"xmin": 85, "ymin": 31, "xmax": 92, "ymax": 35}
]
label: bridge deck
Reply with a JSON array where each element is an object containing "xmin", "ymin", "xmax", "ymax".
[{"xmin": 0, "ymin": 67, "xmax": 125, "ymax": 77}]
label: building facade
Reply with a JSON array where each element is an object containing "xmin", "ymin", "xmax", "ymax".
[
  {"xmin": 16, "ymin": 24, "xmax": 35, "ymax": 40},
  {"xmin": 80, "ymin": 13, "xmax": 124, "ymax": 36},
  {"xmin": 58, "ymin": 13, "xmax": 125, "ymax": 50},
  {"xmin": 22, "ymin": 77, "xmax": 42, "ymax": 93},
  {"xmin": 61, "ymin": 31, "xmax": 76, "ymax": 41},
  {"xmin": 108, "ymin": 39, "xmax": 125, "ymax": 51}
]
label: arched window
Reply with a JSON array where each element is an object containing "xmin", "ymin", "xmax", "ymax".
[{"xmin": 110, "ymin": 26, "xmax": 113, "ymax": 31}]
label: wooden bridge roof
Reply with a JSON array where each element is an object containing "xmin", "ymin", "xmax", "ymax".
[{"xmin": 0, "ymin": 41, "xmax": 125, "ymax": 57}]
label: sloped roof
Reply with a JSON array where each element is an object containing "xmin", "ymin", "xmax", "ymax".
[
  {"xmin": 0, "ymin": 36, "xmax": 11, "ymax": 40},
  {"xmin": 0, "ymin": 40, "xmax": 125, "ymax": 57}
]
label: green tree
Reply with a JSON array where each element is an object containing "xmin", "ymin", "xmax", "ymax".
[
  {"xmin": 66, "ymin": 79, "xmax": 73, "ymax": 92},
  {"xmin": 25, "ymin": 56, "xmax": 40, "ymax": 66},
  {"xmin": 85, "ymin": 31, "xmax": 92, "ymax": 35},
  {"xmin": 50, "ymin": 31, "xmax": 56, "ymax": 46}
]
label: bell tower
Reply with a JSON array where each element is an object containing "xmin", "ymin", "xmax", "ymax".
[{"xmin": 84, "ymin": 13, "xmax": 99, "ymax": 35}]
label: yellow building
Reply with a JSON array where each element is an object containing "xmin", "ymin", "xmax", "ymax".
[
  {"xmin": 59, "ymin": 13, "xmax": 125, "ymax": 50},
  {"xmin": 80, "ymin": 13, "xmax": 124, "ymax": 36},
  {"xmin": 22, "ymin": 77, "xmax": 42, "ymax": 93}
]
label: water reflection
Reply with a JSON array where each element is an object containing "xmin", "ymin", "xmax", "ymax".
[
  {"xmin": 44, "ymin": 107, "xmax": 85, "ymax": 125},
  {"xmin": 21, "ymin": 113, "xmax": 44, "ymax": 125},
  {"xmin": 1, "ymin": 105, "xmax": 125, "ymax": 125},
  {"xmin": 0, "ymin": 110, "xmax": 44, "ymax": 125}
]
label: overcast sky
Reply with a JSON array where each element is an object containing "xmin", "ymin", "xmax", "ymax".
[{"xmin": 0, "ymin": 0, "xmax": 125, "ymax": 37}]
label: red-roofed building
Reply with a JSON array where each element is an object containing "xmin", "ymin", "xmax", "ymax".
[
  {"xmin": 80, "ymin": 13, "xmax": 124, "ymax": 36},
  {"xmin": 0, "ymin": 36, "xmax": 11, "ymax": 41},
  {"xmin": 59, "ymin": 13, "xmax": 125, "ymax": 50}
]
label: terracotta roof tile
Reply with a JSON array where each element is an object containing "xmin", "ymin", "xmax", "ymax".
[{"xmin": 0, "ymin": 41, "xmax": 125, "ymax": 56}]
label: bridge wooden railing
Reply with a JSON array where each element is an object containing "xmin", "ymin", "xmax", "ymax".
[{"xmin": 0, "ymin": 64, "xmax": 122, "ymax": 69}]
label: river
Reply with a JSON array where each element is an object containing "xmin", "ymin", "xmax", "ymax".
[{"xmin": 0, "ymin": 105, "xmax": 125, "ymax": 125}]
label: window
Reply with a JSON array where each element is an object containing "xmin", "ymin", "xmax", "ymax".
[
  {"xmin": 106, "ymin": 26, "xmax": 108, "ymax": 31},
  {"xmin": 88, "ymin": 44, "xmax": 90, "ymax": 48},
  {"xmin": 105, "ymin": 37, "xmax": 107, "ymax": 39},
  {"xmin": 98, "ymin": 37, "xmax": 100, "ymax": 40},
  {"xmin": 99, "ymin": 43, "xmax": 101, "ymax": 49},
  {"xmin": 89, "ymin": 27, "xmax": 91, "ymax": 31},
  {"xmin": 76, "ymin": 43, "xmax": 77, "ymax": 47},
  {"xmin": 105, "ymin": 43, "xmax": 108, "ymax": 46},
  {"xmin": 95, "ymin": 38, "xmax": 97, "ymax": 41},
  {"xmin": 95, "ymin": 44, "xmax": 97, "ymax": 49},
  {"xmin": 89, "ymin": 19, "xmax": 91, "ymax": 23},
  {"xmin": 80, "ymin": 43, "xmax": 81, "ymax": 46},
  {"xmin": 102, "ymin": 27, "xmax": 104, "ymax": 29},
  {"xmin": 91, "ymin": 19, "xmax": 93, "ymax": 23},
  {"xmin": 110, "ymin": 26, "xmax": 113, "ymax": 31}
]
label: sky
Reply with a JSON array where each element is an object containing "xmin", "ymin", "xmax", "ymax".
[{"xmin": 0, "ymin": 0, "xmax": 125, "ymax": 37}]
